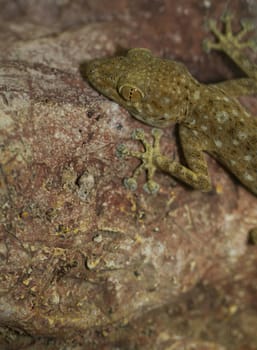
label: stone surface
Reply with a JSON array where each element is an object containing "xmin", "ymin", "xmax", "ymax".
[{"xmin": 0, "ymin": 0, "xmax": 256, "ymax": 349}]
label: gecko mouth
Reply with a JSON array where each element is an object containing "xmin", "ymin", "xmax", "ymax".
[{"xmin": 131, "ymin": 112, "xmax": 173, "ymax": 128}]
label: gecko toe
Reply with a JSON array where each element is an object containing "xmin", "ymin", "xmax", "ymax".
[
  {"xmin": 143, "ymin": 181, "xmax": 160, "ymax": 194},
  {"xmin": 124, "ymin": 177, "xmax": 138, "ymax": 191}
]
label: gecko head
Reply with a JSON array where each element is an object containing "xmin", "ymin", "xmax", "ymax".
[
  {"xmin": 85, "ymin": 48, "xmax": 194, "ymax": 128},
  {"xmin": 85, "ymin": 48, "xmax": 151, "ymax": 107}
]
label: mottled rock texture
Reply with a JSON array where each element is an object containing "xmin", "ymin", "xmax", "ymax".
[{"xmin": 0, "ymin": 0, "xmax": 256, "ymax": 349}]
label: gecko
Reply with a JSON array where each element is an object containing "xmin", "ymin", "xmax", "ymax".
[{"xmin": 85, "ymin": 13, "xmax": 257, "ymax": 195}]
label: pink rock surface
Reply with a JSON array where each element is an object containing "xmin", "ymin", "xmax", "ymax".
[{"xmin": 0, "ymin": 0, "xmax": 256, "ymax": 349}]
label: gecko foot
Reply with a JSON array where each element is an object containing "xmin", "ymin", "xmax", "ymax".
[
  {"xmin": 203, "ymin": 11, "xmax": 257, "ymax": 53},
  {"xmin": 116, "ymin": 128, "xmax": 163, "ymax": 194}
]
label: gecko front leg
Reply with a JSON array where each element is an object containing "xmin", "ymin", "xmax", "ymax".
[
  {"xmin": 117, "ymin": 128, "xmax": 162, "ymax": 194},
  {"xmin": 117, "ymin": 127, "xmax": 212, "ymax": 193}
]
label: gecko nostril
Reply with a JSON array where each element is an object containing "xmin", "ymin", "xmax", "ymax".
[{"xmin": 85, "ymin": 60, "xmax": 102, "ymax": 77}]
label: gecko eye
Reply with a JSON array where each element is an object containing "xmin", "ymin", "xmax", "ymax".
[{"xmin": 118, "ymin": 84, "xmax": 144, "ymax": 103}]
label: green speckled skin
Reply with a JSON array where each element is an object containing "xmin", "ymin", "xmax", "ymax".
[{"xmin": 86, "ymin": 14, "xmax": 257, "ymax": 195}]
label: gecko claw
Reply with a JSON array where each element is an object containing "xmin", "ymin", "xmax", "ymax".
[
  {"xmin": 131, "ymin": 128, "xmax": 145, "ymax": 140},
  {"xmin": 240, "ymin": 18, "xmax": 254, "ymax": 31},
  {"xmin": 116, "ymin": 144, "xmax": 130, "ymax": 158},
  {"xmin": 207, "ymin": 18, "xmax": 217, "ymax": 30},
  {"xmin": 202, "ymin": 39, "xmax": 212, "ymax": 53},
  {"xmin": 151, "ymin": 127, "xmax": 163, "ymax": 138},
  {"xmin": 124, "ymin": 177, "xmax": 138, "ymax": 191},
  {"xmin": 221, "ymin": 11, "xmax": 233, "ymax": 23},
  {"xmin": 143, "ymin": 180, "xmax": 160, "ymax": 194}
]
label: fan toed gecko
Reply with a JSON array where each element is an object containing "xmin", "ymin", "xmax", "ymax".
[{"xmin": 85, "ymin": 13, "xmax": 257, "ymax": 195}]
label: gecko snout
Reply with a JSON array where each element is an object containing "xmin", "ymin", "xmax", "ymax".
[{"xmin": 85, "ymin": 60, "xmax": 99, "ymax": 79}]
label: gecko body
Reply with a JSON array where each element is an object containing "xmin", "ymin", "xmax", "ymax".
[{"xmin": 85, "ymin": 14, "xmax": 257, "ymax": 195}]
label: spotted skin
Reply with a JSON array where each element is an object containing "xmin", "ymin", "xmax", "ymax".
[{"xmin": 85, "ymin": 14, "xmax": 257, "ymax": 195}]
